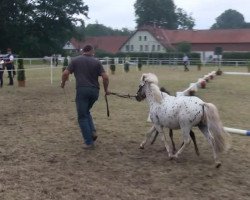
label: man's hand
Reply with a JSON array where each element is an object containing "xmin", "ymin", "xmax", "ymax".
[
  {"xmin": 105, "ymin": 90, "xmax": 111, "ymax": 95},
  {"xmin": 61, "ymin": 81, "xmax": 65, "ymax": 88}
]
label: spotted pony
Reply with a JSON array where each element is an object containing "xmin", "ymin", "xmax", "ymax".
[{"xmin": 136, "ymin": 73, "xmax": 230, "ymax": 167}]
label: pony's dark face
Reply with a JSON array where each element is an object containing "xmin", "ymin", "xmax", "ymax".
[{"xmin": 135, "ymin": 82, "xmax": 146, "ymax": 102}]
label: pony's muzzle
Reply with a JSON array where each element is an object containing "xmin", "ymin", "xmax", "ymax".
[{"xmin": 135, "ymin": 94, "xmax": 145, "ymax": 102}]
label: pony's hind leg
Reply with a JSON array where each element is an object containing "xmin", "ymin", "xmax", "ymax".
[
  {"xmin": 198, "ymin": 124, "xmax": 221, "ymax": 168},
  {"xmin": 179, "ymin": 130, "xmax": 199, "ymax": 156},
  {"xmin": 190, "ymin": 130, "xmax": 200, "ymax": 156},
  {"xmin": 139, "ymin": 126, "xmax": 156, "ymax": 149}
]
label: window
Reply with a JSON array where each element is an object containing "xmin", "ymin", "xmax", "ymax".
[
  {"xmin": 140, "ymin": 45, "xmax": 143, "ymax": 52},
  {"xmin": 152, "ymin": 45, "xmax": 155, "ymax": 52},
  {"xmin": 139, "ymin": 36, "xmax": 142, "ymax": 41},
  {"xmin": 126, "ymin": 45, "xmax": 130, "ymax": 52},
  {"xmin": 130, "ymin": 45, "xmax": 134, "ymax": 52},
  {"xmin": 145, "ymin": 45, "xmax": 149, "ymax": 52},
  {"xmin": 157, "ymin": 45, "xmax": 161, "ymax": 51},
  {"xmin": 144, "ymin": 36, "xmax": 147, "ymax": 41}
]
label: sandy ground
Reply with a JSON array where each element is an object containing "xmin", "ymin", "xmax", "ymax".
[{"xmin": 0, "ymin": 66, "xmax": 250, "ymax": 200}]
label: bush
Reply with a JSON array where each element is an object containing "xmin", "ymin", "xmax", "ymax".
[
  {"xmin": 247, "ymin": 61, "xmax": 250, "ymax": 72},
  {"xmin": 63, "ymin": 57, "xmax": 68, "ymax": 67},
  {"xmin": 124, "ymin": 62, "xmax": 129, "ymax": 73},
  {"xmin": 197, "ymin": 60, "xmax": 202, "ymax": 71},
  {"xmin": 110, "ymin": 64, "xmax": 116, "ymax": 74},
  {"xmin": 223, "ymin": 52, "xmax": 250, "ymax": 60},
  {"xmin": 62, "ymin": 57, "xmax": 68, "ymax": 72},
  {"xmin": 138, "ymin": 58, "xmax": 142, "ymax": 71},
  {"xmin": 17, "ymin": 59, "xmax": 25, "ymax": 81}
]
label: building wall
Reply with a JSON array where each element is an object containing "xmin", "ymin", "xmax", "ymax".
[
  {"xmin": 120, "ymin": 31, "xmax": 166, "ymax": 53},
  {"xmin": 63, "ymin": 41, "xmax": 76, "ymax": 50}
]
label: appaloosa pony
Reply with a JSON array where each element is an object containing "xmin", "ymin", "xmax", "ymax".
[
  {"xmin": 136, "ymin": 73, "xmax": 230, "ymax": 167},
  {"xmin": 149, "ymin": 87, "xmax": 199, "ymax": 156}
]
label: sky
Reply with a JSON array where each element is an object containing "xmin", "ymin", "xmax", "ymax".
[{"xmin": 83, "ymin": 0, "xmax": 250, "ymax": 30}]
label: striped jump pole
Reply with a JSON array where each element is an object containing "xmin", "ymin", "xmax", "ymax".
[{"xmin": 224, "ymin": 127, "xmax": 250, "ymax": 136}]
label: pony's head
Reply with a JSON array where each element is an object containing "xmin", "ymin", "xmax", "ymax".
[{"xmin": 135, "ymin": 73, "xmax": 162, "ymax": 103}]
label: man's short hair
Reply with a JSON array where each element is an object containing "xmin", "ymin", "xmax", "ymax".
[{"xmin": 83, "ymin": 45, "xmax": 93, "ymax": 52}]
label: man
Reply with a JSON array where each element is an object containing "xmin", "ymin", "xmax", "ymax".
[
  {"xmin": 5, "ymin": 48, "xmax": 15, "ymax": 85},
  {"xmin": 183, "ymin": 54, "xmax": 189, "ymax": 71},
  {"xmin": 61, "ymin": 44, "xmax": 110, "ymax": 149},
  {"xmin": 0, "ymin": 53, "xmax": 4, "ymax": 88}
]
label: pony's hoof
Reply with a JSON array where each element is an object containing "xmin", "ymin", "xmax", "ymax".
[
  {"xmin": 169, "ymin": 154, "xmax": 177, "ymax": 160},
  {"xmin": 139, "ymin": 145, "xmax": 144, "ymax": 150},
  {"xmin": 168, "ymin": 156, "xmax": 174, "ymax": 160},
  {"xmin": 215, "ymin": 162, "xmax": 222, "ymax": 168}
]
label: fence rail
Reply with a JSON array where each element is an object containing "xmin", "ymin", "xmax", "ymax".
[{"xmin": 13, "ymin": 57, "xmax": 250, "ymax": 67}]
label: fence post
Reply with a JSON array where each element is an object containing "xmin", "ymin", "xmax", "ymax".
[{"xmin": 50, "ymin": 57, "xmax": 53, "ymax": 84}]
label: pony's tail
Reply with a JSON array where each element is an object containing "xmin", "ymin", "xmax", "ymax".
[{"xmin": 203, "ymin": 103, "xmax": 231, "ymax": 154}]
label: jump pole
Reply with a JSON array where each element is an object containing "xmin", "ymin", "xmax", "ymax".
[
  {"xmin": 223, "ymin": 72, "xmax": 250, "ymax": 76},
  {"xmin": 224, "ymin": 127, "xmax": 250, "ymax": 136}
]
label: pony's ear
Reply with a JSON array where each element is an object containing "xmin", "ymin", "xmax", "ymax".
[{"xmin": 142, "ymin": 74, "xmax": 146, "ymax": 81}]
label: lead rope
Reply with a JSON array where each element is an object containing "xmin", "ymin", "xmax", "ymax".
[
  {"xmin": 110, "ymin": 92, "xmax": 136, "ymax": 99},
  {"xmin": 104, "ymin": 92, "xmax": 137, "ymax": 117}
]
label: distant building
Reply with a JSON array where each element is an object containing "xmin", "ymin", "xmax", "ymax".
[
  {"xmin": 63, "ymin": 36, "xmax": 128, "ymax": 54},
  {"xmin": 120, "ymin": 25, "xmax": 250, "ymax": 61},
  {"xmin": 64, "ymin": 26, "xmax": 250, "ymax": 61}
]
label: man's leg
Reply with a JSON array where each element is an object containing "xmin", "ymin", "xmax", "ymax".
[
  {"xmin": 7, "ymin": 69, "xmax": 13, "ymax": 85},
  {"xmin": 76, "ymin": 87, "xmax": 98, "ymax": 145},
  {"xmin": 0, "ymin": 72, "xmax": 3, "ymax": 87},
  {"xmin": 88, "ymin": 115, "xmax": 97, "ymax": 141}
]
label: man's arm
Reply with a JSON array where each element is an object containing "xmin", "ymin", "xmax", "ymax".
[
  {"xmin": 61, "ymin": 69, "xmax": 70, "ymax": 88},
  {"xmin": 101, "ymin": 72, "xmax": 110, "ymax": 95}
]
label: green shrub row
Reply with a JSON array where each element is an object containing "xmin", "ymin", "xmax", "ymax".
[{"xmin": 222, "ymin": 52, "xmax": 250, "ymax": 60}]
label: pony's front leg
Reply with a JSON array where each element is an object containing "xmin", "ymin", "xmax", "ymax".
[
  {"xmin": 173, "ymin": 127, "xmax": 191, "ymax": 159},
  {"xmin": 155, "ymin": 126, "xmax": 173, "ymax": 158},
  {"xmin": 139, "ymin": 126, "xmax": 156, "ymax": 149}
]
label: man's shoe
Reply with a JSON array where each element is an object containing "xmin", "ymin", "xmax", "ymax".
[
  {"xmin": 92, "ymin": 132, "xmax": 98, "ymax": 141},
  {"xmin": 83, "ymin": 144, "xmax": 95, "ymax": 150},
  {"xmin": 92, "ymin": 135, "xmax": 98, "ymax": 141}
]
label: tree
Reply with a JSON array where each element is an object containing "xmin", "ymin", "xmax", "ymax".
[
  {"xmin": 0, "ymin": 0, "xmax": 89, "ymax": 57},
  {"xmin": 176, "ymin": 8, "xmax": 195, "ymax": 30},
  {"xmin": 134, "ymin": 0, "xmax": 178, "ymax": 29},
  {"xmin": 134, "ymin": 0, "xmax": 195, "ymax": 30},
  {"xmin": 176, "ymin": 41, "xmax": 191, "ymax": 53},
  {"xmin": 211, "ymin": 9, "xmax": 246, "ymax": 29},
  {"xmin": 85, "ymin": 23, "xmax": 133, "ymax": 37}
]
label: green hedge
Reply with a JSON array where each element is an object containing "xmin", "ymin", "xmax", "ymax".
[
  {"xmin": 115, "ymin": 52, "xmax": 200, "ymax": 59},
  {"xmin": 222, "ymin": 52, "xmax": 250, "ymax": 60}
]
